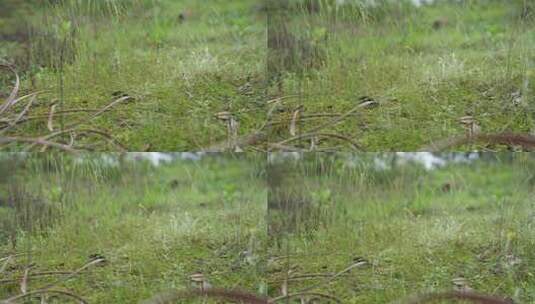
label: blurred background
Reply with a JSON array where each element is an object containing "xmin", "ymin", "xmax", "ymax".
[
  {"xmin": 267, "ymin": 152, "xmax": 535, "ymax": 303},
  {"xmin": 0, "ymin": 153, "xmax": 266, "ymax": 303}
]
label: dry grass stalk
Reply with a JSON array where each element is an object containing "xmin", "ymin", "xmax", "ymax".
[{"xmin": 0, "ymin": 64, "xmax": 130, "ymax": 151}]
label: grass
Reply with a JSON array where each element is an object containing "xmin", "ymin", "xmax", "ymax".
[
  {"xmin": 267, "ymin": 153, "xmax": 535, "ymax": 303},
  {"xmin": 0, "ymin": 154, "xmax": 267, "ymax": 303},
  {"xmin": 268, "ymin": 0, "xmax": 535, "ymax": 151},
  {"xmin": 2, "ymin": 153, "xmax": 535, "ymax": 303},
  {"xmin": 0, "ymin": 1, "xmax": 265, "ymax": 151},
  {"xmin": 2, "ymin": 0, "xmax": 534, "ymax": 151}
]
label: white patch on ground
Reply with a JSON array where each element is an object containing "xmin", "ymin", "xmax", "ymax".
[
  {"xmin": 182, "ymin": 48, "xmax": 220, "ymax": 76},
  {"xmin": 129, "ymin": 152, "xmax": 173, "ymax": 166},
  {"xmin": 154, "ymin": 212, "xmax": 203, "ymax": 246},
  {"xmin": 396, "ymin": 152, "xmax": 447, "ymax": 170},
  {"xmin": 128, "ymin": 152, "xmax": 203, "ymax": 166},
  {"xmin": 419, "ymin": 216, "xmax": 468, "ymax": 246}
]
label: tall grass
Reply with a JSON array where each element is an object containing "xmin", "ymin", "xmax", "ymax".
[{"xmin": 0, "ymin": 153, "xmax": 148, "ymax": 246}]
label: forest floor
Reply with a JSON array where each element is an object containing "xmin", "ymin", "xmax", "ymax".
[
  {"xmin": 267, "ymin": 156, "xmax": 535, "ymax": 303},
  {"xmin": 0, "ymin": 156, "xmax": 266, "ymax": 303}
]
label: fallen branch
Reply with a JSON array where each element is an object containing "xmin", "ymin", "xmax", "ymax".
[
  {"xmin": 0, "ymin": 271, "xmax": 78, "ymax": 285},
  {"xmin": 140, "ymin": 288, "xmax": 515, "ymax": 304},
  {"xmin": 37, "ymin": 258, "xmax": 105, "ymax": 290}
]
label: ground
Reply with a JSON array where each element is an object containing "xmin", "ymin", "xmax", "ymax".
[
  {"xmin": 268, "ymin": 0, "xmax": 535, "ymax": 151},
  {"xmin": 0, "ymin": 1, "xmax": 266, "ymax": 151},
  {"xmin": 267, "ymin": 154, "xmax": 535, "ymax": 303},
  {"xmin": 1, "ymin": 1, "xmax": 534, "ymax": 151},
  {"xmin": 1, "ymin": 154, "xmax": 534, "ymax": 303},
  {"xmin": 0, "ymin": 155, "xmax": 266, "ymax": 303}
]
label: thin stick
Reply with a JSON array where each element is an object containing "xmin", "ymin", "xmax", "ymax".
[
  {"xmin": 0, "ymin": 109, "xmax": 104, "ymax": 128},
  {"xmin": 0, "ymin": 64, "xmax": 20, "ymax": 115},
  {"xmin": 274, "ymin": 102, "xmax": 369, "ymax": 147},
  {"xmin": 24, "ymin": 128, "xmax": 127, "ymax": 152},
  {"xmin": 266, "ymin": 94, "xmax": 300, "ymax": 104},
  {"xmin": 20, "ymin": 267, "xmax": 30, "ymax": 294},
  {"xmin": 47, "ymin": 103, "xmax": 57, "ymax": 132},
  {"xmin": 0, "ymin": 253, "xmax": 29, "ymax": 263},
  {"xmin": 201, "ymin": 131, "xmax": 266, "ymax": 152},
  {"xmin": 141, "ymin": 288, "xmax": 269, "ymax": 304},
  {"xmin": 0, "ymin": 271, "xmax": 78, "ymax": 285},
  {"xmin": 270, "ymin": 292, "xmax": 342, "ymax": 303},
  {"xmin": 36, "ymin": 258, "xmax": 105, "ymax": 291},
  {"xmin": 64, "ymin": 95, "xmax": 131, "ymax": 129},
  {"xmin": 0, "ymin": 256, "xmax": 12, "ymax": 275},
  {"xmin": 0, "ymin": 136, "xmax": 79, "ymax": 153},
  {"xmin": 278, "ymin": 132, "xmax": 362, "ymax": 151},
  {"xmin": 0, "ymin": 95, "xmax": 37, "ymax": 135},
  {"xmin": 270, "ymin": 262, "xmax": 366, "ymax": 302},
  {"xmin": 1, "ymin": 289, "xmax": 88, "ymax": 304},
  {"xmin": 74, "ymin": 129, "xmax": 128, "ymax": 151}
]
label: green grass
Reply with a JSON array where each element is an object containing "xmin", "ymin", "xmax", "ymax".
[
  {"xmin": 0, "ymin": 0, "xmax": 265, "ymax": 151},
  {"xmin": 268, "ymin": 153, "xmax": 535, "ymax": 303},
  {"xmin": 2, "ymin": 153, "xmax": 535, "ymax": 303},
  {"xmin": 268, "ymin": 0, "xmax": 535, "ymax": 151},
  {"xmin": 0, "ymin": 154, "xmax": 267, "ymax": 303},
  {"xmin": 2, "ymin": 1, "xmax": 534, "ymax": 151}
]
